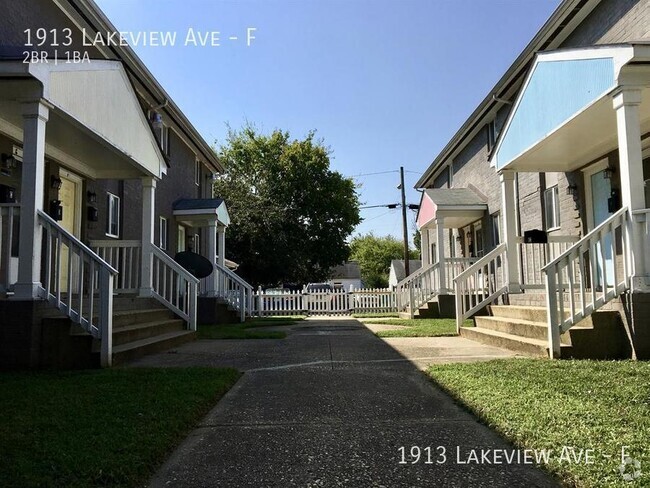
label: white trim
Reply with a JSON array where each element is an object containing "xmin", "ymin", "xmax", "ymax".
[
  {"xmin": 106, "ymin": 192, "xmax": 120, "ymax": 238},
  {"xmin": 159, "ymin": 216, "xmax": 168, "ymax": 250},
  {"xmin": 543, "ymin": 185, "xmax": 561, "ymax": 232},
  {"xmin": 582, "ymin": 158, "xmax": 611, "ymax": 231}
]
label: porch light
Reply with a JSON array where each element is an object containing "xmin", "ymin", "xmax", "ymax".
[
  {"xmin": 603, "ymin": 167, "xmax": 616, "ymax": 179},
  {"xmin": 1, "ymin": 153, "xmax": 17, "ymax": 170},
  {"xmin": 566, "ymin": 184, "xmax": 578, "ymax": 197},
  {"xmin": 50, "ymin": 176, "xmax": 63, "ymax": 190},
  {"xmin": 87, "ymin": 190, "xmax": 97, "ymax": 204}
]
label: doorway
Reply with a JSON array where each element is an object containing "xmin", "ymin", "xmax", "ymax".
[
  {"xmin": 584, "ymin": 160, "xmax": 614, "ymax": 288},
  {"xmin": 58, "ymin": 170, "xmax": 82, "ymax": 293}
]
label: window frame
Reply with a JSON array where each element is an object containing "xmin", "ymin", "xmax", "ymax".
[
  {"xmin": 193, "ymin": 233, "xmax": 200, "ymax": 254},
  {"xmin": 106, "ymin": 192, "xmax": 120, "ymax": 238},
  {"xmin": 177, "ymin": 225, "xmax": 186, "ymax": 252},
  {"xmin": 544, "ymin": 185, "xmax": 561, "ymax": 232},
  {"xmin": 159, "ymin": 217, "xmax": 168, "ymax": 250}
]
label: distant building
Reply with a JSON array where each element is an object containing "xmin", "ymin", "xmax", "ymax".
[
  {"xmin": 388, "ymin": 260, "xmax": 422, "ymax": 288},
  {"xmin": 328, "ymin": 261, "xmax": 363, "ymax": 290}
]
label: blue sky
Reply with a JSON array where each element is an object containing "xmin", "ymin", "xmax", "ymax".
[{"xmin": 95, "ymin": 0, "xmax": 561, "ymax": 245}]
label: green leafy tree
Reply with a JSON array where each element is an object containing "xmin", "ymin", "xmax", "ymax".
[
  {"xmin": 213, "ymin": 126, "xmax": 361, "ymax": 287},
  {"xmin": 349, "ymin": 233, "xmax": 419, "ymax": 288},
  {"xmin": 413, "ymin": 229, "xmax": 421, "ymax": 259}
]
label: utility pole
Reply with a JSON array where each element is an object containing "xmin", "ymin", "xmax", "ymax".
[{"xmin": 399, "ymin": 166, "xmax": 410, "ymax": 277}]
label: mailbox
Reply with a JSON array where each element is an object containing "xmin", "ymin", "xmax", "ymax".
[
  {"xmin": 523, "ymin": 229, "xmax": 547, "ymax": 244},
  {"xmin": 49, "ymin": 200, "xmax": 63, "ymax": 221},
  {"xmin": 0, "ymin": 184, "xmax": 16, "ymax": 203},
  {"xmin": 87, "ymin": 205, "xmax": 99, "ymax": 222}
]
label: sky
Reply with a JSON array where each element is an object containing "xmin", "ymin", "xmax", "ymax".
[{"xmin": 95, "ymin": 0, "xmax": 561, "ymax": 245}]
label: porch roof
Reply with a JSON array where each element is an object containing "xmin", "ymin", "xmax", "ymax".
[
  {"xmin": 172, "ymin": 198, "xmax": 230, "ymax": 227},
  {"xmin": 416, "ymin": 188, "xmax": 487, "ymax": 230},
  {"xmin": 0, "ymin": 59, "xmax": 167, "ymax": 179},
  {"xmin": 492, "ymin": 43, "xmax": 650, "ymax": 172}
]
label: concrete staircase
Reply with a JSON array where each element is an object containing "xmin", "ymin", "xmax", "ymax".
[
  {"xmin": 70, "ymin": 296, "xmax": 196, "ymax": 366},
  {"xmin": 398, "ymin": 295, "xmax": 456, "ymax": 320},
  {"xmin": 460, "ymin": 305, "xmax": 629, "ymax": 359}
]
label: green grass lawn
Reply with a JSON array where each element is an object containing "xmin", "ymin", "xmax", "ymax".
[
  {"xmin": 197, "ymin": 315, "xmax": 305, "ymax": 339},
  {"xmin": 365, "ymin": 318, "xmax": 462, "ymax": 337},
  {"xmin": 428, "ymin": 359, "xmax": 650, "ymax": 487},
  {"xmin": 0, "ymin": 367, "xmax": 241, "ymax": 488}
]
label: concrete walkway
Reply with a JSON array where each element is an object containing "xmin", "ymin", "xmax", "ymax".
[{"xmin": 136, "ymin": 318, "xmax": 557, "ymax": 487}]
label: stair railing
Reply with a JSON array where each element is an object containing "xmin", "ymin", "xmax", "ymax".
[
  {"xmin": 454, "ymin": 243, "xmax": 508, "ymax": 333},
  {"xmin": 38, "ymin": 210, "xmax": 118, "ymax": 367},
  {"xmin": 394, "ymin": 262, "xmax": 439, "ymax": 313},
  {"xmin": 90, "ymin": 240, "xmax": 142, "ymax": 293},
  {"xmin": 542, "ymin": 207, "xmax": 630, "ymax": 358},
  {"xmin": 211, "ymin": 262, "xmax": 254, "ymax": 322},
  {"xmin": 151, "ymin": 246, "xmax": 198, "ymax": 331}
]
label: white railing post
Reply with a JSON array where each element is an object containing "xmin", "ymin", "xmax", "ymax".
[
  {"xmin": 188, "ymin": 282, "xmax": 197, "ymax": 331},
  {"xmin": 409, "ymin": 286, "xmax": 415, "ymax": 319},
  {"xmin": 99, "ymin": 267, "xmax": 114, "ymax": 367},
  {"xmin": 545, "ymin": 268, "xmax": 561, "ymax": 359}
]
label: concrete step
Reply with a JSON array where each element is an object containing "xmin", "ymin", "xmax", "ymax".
[
  {"xmin": 112, "ymin": 308, "xmax": 176, "ymax": 328},
  {"xmin": 460, "ymin": 326, "xmax": 572, "ymax": 358},
  {"xmin": 112, "ymin": 319, "xmax": 185, "ymax": 346},
  {"xmin": 490, "ymin": 305, "xmax": 549, "ymax": 323},
  {"xmin": 112, "ymin": 330, "xmax": 196, "ymax": 365},
  {"xmin": 474, "ymin": 315, "xmax": 578, "ymax": 345}
]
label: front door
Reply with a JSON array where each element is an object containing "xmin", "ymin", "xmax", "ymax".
[
  {"xmin": 58, "ymin": 171, "xmax": 82, "ymax": 293},
  {"xmin": 585, "ymin": 163, "xmax": 614, "ymax": 288}
]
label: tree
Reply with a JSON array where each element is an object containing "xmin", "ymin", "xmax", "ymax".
[
  {"xmin": 349, "ymin": 233, "xmax": 419, "ymax": 288},
  {"xmin": 213, "ymin": 126, "xmax": 361, "ymax": 287},
  {"xmin": 413, "ymin": 229, "xmax": 421, "ymax": 259}
]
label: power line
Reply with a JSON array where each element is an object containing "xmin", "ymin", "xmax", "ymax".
[{"xmin": 350, "ymin": 170, "xmax": 399, "ymax": 178}]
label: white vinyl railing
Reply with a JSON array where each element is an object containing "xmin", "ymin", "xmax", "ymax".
[
  {"xmin": 518, "ymin": 235, "xmax": 580, "ymax": 289},
  {"xmin": 543, "ymin": 207, "xmax": 631, "ymax": 358},
  {"xmin": 0, "ymin": 203, "xmax": 19, "ymax": 294},
  {"xmin": 151, "ymin": 246, "xmax": 198, "ymax": 331},
  {"xmin": 454, "ymin": 243, "xmax": 508, "ymax": 333},
  {"xmin": 208, "ymin": 262, "xmax": 254, "ymax": 322},
  {"xmin": 253, "ymin": 287, "xmax": 397, "ymax": 316},
  {"xmin": 394, "ymin": 258, "xmax": 476, "ymax": 315},
  {"xmin": 90, "ymin": 240, "xmax": 142, "ymax": 293},
  {"xmin": 395, "ymin": 262, "xmax": 439, "ymax": 313},
  {"xmin": 38, "ymin": 210, "xmax": 118, "ymax": 367}
]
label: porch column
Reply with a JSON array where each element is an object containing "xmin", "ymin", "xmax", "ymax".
[
  {"xmin": 206, "ymin": 220, "xmax": 218, "ymax": 296},
  {"xmin": 613, "ymin": 88, "xmax": 648, "ymax": 291},
  {"xmin": 500, "ymin": 170, "xmax": 521, "ymax": 293},
  {"xmin": 420, "ymin": 229, "xmax": 430, "ymax": 266},
  {"xmin": 436, "ymin": 217, "xmax": 447, "ymax": 294},
  {"xmin": 139, "ymin": 177, "xmax": 156, "ymax": 296},
  {"xmin": 217, "ymin": 225, "xmax": 226, "ymax": 268},
  {"xmin": 14, "ymin": 100, "xmax": 49, "ymax": 299}
]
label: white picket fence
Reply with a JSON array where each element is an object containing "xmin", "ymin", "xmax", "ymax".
[{"xmin": 253, "ymin": 287, "xmax": 396, "ymax": 316}]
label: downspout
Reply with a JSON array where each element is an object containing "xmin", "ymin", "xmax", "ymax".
[{"xmin": 515, "ymin": 172, "xmax": 523, "ymax": 288}]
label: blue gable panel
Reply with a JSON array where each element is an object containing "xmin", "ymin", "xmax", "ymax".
[{"xmin": 495, "ymin": 57, "xmax": 615, "ymax": 170}]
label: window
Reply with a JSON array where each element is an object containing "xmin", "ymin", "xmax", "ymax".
[
  {"xmin": 159, "ymin": 217, "xmax": 168, "ymax": 250},
  {"xmin": 106, "ymin": 193, "xmax": 120, "ymax": 238},
  {"xmin": 193, "ymin": 233, "xmax": 200, "ymax": 254},
  {"xmin": 544, "ymin": 185, "xmax": 561, "ymax": 231},
  {"xmin": 474, "ymin": 222, "xmax": 484, "ymax": 257},
  {"xmin": 195, "ymin": 159, "xmax": 201, "ymax": 186},
  {"xmin": 487, "ymin": 120, "xmax": 497, "ymax": 153},
  {"xmin": 491, "ymin": 213, "xmax": 501, "ymax": 245},
  {"xmin": 177, "ymin": 225, "xmax": 186, "ymax": 252}
]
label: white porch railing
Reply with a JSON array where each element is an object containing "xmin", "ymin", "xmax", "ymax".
[
  {"xmin": 454, "ymin": 243, "xmax": 508, "ymax": 332},
  {"xmin": 0, "ymin": 203, "xmax": 20, "ymax": 294},
  {"xmin": 38, "ymin": 210, "xmax": 118, "ymax": 367},
  {"xmin": 151, "ymin": 246, "xmax": 198, "ymax": 331},
  {"xmin": 518, "ymin": 235, "xmax": 580, "ymax": 289},
  {"xmin": 543, "ymin": 207, "xmax": 631, "ymax": 358},
  {"xmin": 90, "ymin": 240, "xmax": 141, "ymax": 293},
  {"xmin": 395, "ymin": 258, "xmax": 476, "ymax": 315},
  {"xmin": 204, "ymin": 262, "xmax": 254, "ymax": 322}
]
